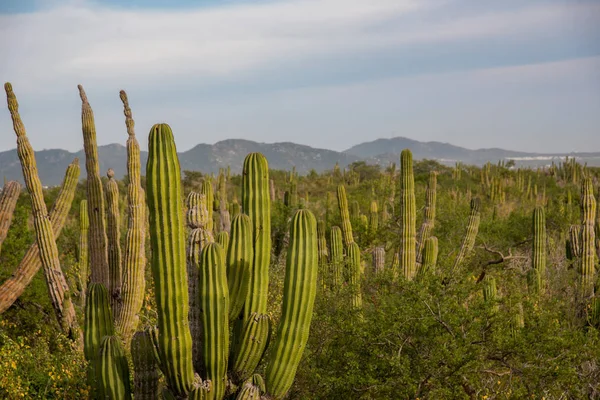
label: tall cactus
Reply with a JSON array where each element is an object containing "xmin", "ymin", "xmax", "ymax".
[
  {"xmin": 217, "ymin": 231, "xmax": 230, "ymax": 254},
  {"xmin": 201, "ymin": 179, "xmax": 215, "ymax": 234},
  {"xmin": 146, "ymin": 123, "xmax": 194, "ymax": 396},
  {"xmin": 105, "ymin": 168, "xmax": 122, "ymax": 311},
  {"xmin": 98, "ymin": 335, "xmax": 132, "ymax": 400},
  {"xmin": 372, "ymin": 247, "xmax": 385, "ymax": 274},
  {"xmin": 79, "ymin": 200, "xmax": 90, "ymax": 305},
  {"xmin": 0, "ymin": 181, "xmax": 20, "ymax": 253},
  {"xmin": 131, "ymin": 330, "xmax": 160, "ymax": 400},
  {"xmin": 265, "ymin": 209, "xmax": 318, "ymax": 399},
  {"xmin": 337, "ymin": 185, "xmax": 354, "ymax": 246},
  {"xmin": 483, "ymin": 276, "xmax": 498, "ymax": 312},
  {"xmin": 419, "ymin": 237, "xmax": 438, "ymax": 276},
  {"xmin": 79, "ymin": 85, "xmax": 110, "ymax": 289},
  {"xmin": 114, "ymin": 89, "xmax": 147, "ymax": 343},
  {"xmin": 199, "ymin": 242, "xmax": 229, "ymax": 400},
  {"xmin": 453, "ymin": 198, "xmax": 481, "ymax": 270},
  {"xmin": 417, "ymin": 171, "xmax": 437, "ymax": 264},
  {"xmin": 317, "ymin": 219, "xmax": 329, "ymax": 288},
  {"xmin": 580, "ymin": 178, "xmax": 597, "ymax": 297},
  {"xmin": 5, "ymin": 83, "xmax": 79, "ymax": 339},
  {"xmin": 329, "ymin": 226, "xmax": 344, "ymax": 288},
  {"xmin": 0, "ymin": 159, "xmax": 79, "ymax": 313},
  {"xmin": 529, "ymin": 206, "xmax": 546, "ymax": 295},
  {"xmin": 227, "ymin": 214, "xmax": 253, "ymax": 321},
  {"xmin": 369, "ymin": 200, "xmax": 379, "ymax": 233},
  {"xmin": 399, "ymin": 149, "xmax": 416, "ymax": 280},
  {"xmin": 347, "ymin": 242, "xmax": 362, "ymax": 309}
]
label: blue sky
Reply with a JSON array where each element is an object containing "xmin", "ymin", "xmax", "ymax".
[{"xmin": 0, "ymin": 0, "xmax": 599, "ymax": 153}]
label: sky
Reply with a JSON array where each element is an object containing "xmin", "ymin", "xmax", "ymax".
[{"xmin": 0, "ymin": 0, "xmax": 599, "ymax": 154}]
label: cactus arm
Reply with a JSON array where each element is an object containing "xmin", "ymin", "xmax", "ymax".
[
  {"xmin": 336, "ymin": 185, "xmax": 354, "ymax": 246},
  {"xmin": 98, "ymin": 335, "xmax": 132, "ymax": 400},
  {"xmin": 227, "ymin": 214, "xmax": 253, "ymax": 321},
  {"xmin": 329, "ymin": 226, "xmax": 344, "ymax": 288},
  {"xmin": 105, "ymin": 168, "xmax": 123, "ymax": 312},
  {"xmin": 132, "ymin": 330, "xmax": 161, "ymax": 400},
  {"xmin": 0, "ymin": 181, "xmax": 20, "ymax": 253}
]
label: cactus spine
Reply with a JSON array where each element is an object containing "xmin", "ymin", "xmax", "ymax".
[
  {"xmin": 0, "ymin": 159, "xmax": 79, "ymax": 313},
  {"xmin": 131, "ymin": 330, "xmax": 160, "ymax": 400},
  {"xmin": 453, "ymin": 198, "xmax": 481, "ymax": 270},
  {"xmin": 529, "ymin": 206, "xmax": 546, "ymax": 295},
  {"xmin": 0, "ymin": 181, "xmax": 20, "ymax": 253},
  {"xmin": 106, "ymin": 168, "xmax": 123, "ymax": 311},
  {"xmin": 98, "ymin": 335, "xmax": 132, "ymax": 400},
  {"xmin": 399, "ymin": 149, "xmax": 417, "ymax": 280},
  {"xmin": 199, "ymin": 242, "xmax": 229, "ymax": 400},
  {"xmin": 347, "ymin": 242, "xmax": 362, "ymax": 309},
  {"xmin": 227, "ymin": 214, "xmax": 253, "ymax": 321},
  {"xmin": 580, "ymin": 178, "xmax": 597, "ymax": 297},
  {"xmin": 78, "ymin": 85, "xmax": 110, "ymax": 289},
  {"xmin": 329, "ymin": 226, "xmax": 344, "ymax": 288},
  {"xmin": 337, "ymin": 185, "xmax": 354, "ymax": 246},
  {"xmin": 265, "ymin": 209, "xmax": 318, "ymax": 399},
  {"xmin": 146, "ymin": 123, "xmax": 194, "ymax": 396},
  {"xmin": 5, "ymin": 83, "xmax": 79, "ymax": 339},
  {"xmin": 114, "ymin": 90, "xmax": 147, "ymax": 343}
]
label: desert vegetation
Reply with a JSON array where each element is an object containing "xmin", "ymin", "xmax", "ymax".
[{"xmin": 0, "ymin": 83, "xmax": 599, "ymax": 399}]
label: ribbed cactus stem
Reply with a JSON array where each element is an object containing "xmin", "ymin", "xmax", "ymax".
[
  {"xmin": 399, "ymin": 149, "xmax": 416, "ymax": 280},
  {"xmin": 568, "ymin": 224, "xmax": 581, "ymax": 260},
  {"xmin": 78, "ymin": 85, "xmax": 110, "ymax": 288},
  {"xmin": 227, "ymin": 214, "xmax": 253, "ymax": 321},
  {"xmin": 217, "ymin": 231, "xmax": 230, "ymax": 255},
  {"xmin": 453, "ymin": 198, "xmax": 481, "ymax": 270},
  {"xmin": 0, "ymin": 159, "xmax": 79, "ymax": 313},
  {"xmin": 105, "ymin": 168, "xmax": 123, "ymax": 312},
  {"xmin": 417, "ymin": 171, "xmax": 437, "ymax": 264},
  {"xmin": 236, "ymin": 374, "xmax": 266, "ymax": 400},
  {"xmin": 337, "ymin": 185, "xmax": 354, "ymax": 246},
  {"xmin": 5, "ymin": 83, "xmax": 79, "ymax": 339},
  {"xmin": 98, "ymin": 335, "xmax": 132, "ymax": 400},
  {"xmin": 415, "ymin": 222, "xmax": 433, "ymax": 266},
  {"xmin": 199, "ymin": 242, "xmax": 229, "ymax": 400},
  {"xmin": 483, "ymin": 276, "xmax": 498, "ymax": 312},
  {"xmin": 529, "ymin": 206, "xmax": 546, "ymax": 295},
  {"xmin": 580, "ymin": 178, "xmax": 597, "ymax": 297},
  {"xmin": 390, "ymin": 252, "xmax": 399, "ymax": 280},
  {"xmin": 347, "ymin": 242, "xmax": 362, "ymax": 309},
  {"xmin": 369, "ymin": 200, "xmax": 378, "ymax": 233},
  {"xmin": 79, "ymin": 200, "xmax": 89, "ymax": 305},
  {"xmin": 329, "ymin": 226, "xmax": 344, "ymax": 288},
  {"xmin": 231, "ymin": 312, "xmax": 270, "ymax": 382},
  {"xmin": 372, "ymin": 247, "xmax": 385, "ymax": 274},
  {"xmin": 317, "ymin": 219, "xmax": 329, "ymax": 288},
  {"xmin": 131, "ymin": 330, "xmax": 160, "ymax": 400},
  {"xmin": 419, "ymin": 236, "xmax": 438, "ymax": 276},
  {"xmin": 0, "ymin": 181, "xmax": 20, "ymax": 253},
  {"xmin": 114, "ymin": 90, "xmax": 147, "ymax": 344},
  {"xmin": 146, "ymin": 123, "xmax": 194, "ymax": 396},
  {"xmin": 201, "ymin": 179, "xmax": 215, "ymax": 234},
  {"xmin": 266, "ymin": 209, "xmax": 318, "ymax": 399}
]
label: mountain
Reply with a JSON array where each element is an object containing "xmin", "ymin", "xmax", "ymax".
[{"xmin": 0, "ymin": 137, "xmax": 598, "ymax": 186}]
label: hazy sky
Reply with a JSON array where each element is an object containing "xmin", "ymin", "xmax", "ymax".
[{"xmin": 1, "ymin": 0, "xmax": 599, "ymax": 153}]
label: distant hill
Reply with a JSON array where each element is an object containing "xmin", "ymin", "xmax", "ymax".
[{"xmin": 0, "ymin": 137, "xmax": 598, "ymax": 186}]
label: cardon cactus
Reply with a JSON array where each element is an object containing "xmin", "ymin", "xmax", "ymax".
[
  {"xmin": 236, "ymin": 374, "xmax": 266, "ymax": 400},
  {"xmin": 105, "ymin": 168, "xmax": 122, "ymax": 311},
  {"xmin": 580, "ymin": 177, "xmax": 597, "ymax": 297},
  {"xmin": 453, "ymin": 198, "xmax": 481, "ymax": 270},
  {"xmin": 369, "ymin": 200, "xmax": 378, "ymax": 233},
  {"xmin": 131, "ymin": 330, "xmax": 160, "ymax": 400},
  {"xmin": 399, "ymin": 149, "xmax": 417, "ymax": 280},
  {"xmin": 329, "ymin": 226, "xmax": 344, "ymax": 288},
  {"xmin": 227, "ymin": 214, "xmax": 253, "ymax": 321},
  {"xmin": 78, "ymin": 200, "xmax": 90, "ymax": 305},
  {"xmin": 146, "ymin": 123, "xmax": 195, "ymax": 396},
  {"xmin": 416, "ymin": 171, "xmax": 437, "ymax": 264},
  {"xmin": 201, "ymin": 179, "xmax": 215, "ymax": 233},
  {"xmin": 419, "ymin": 236, "xmax": 438, "ymax": 276},
  {"xmin": 0, "ymin": 181, "xmax": 20, "ymax": 253},
  {"xmin": 98, "ymin": 335, "xmax": 132, "ymax": 400},
  {"xmin": 265, "ymin": 209, "xmax": 318, "ymax": 399},
  {"xmin": 347, "ymin": 242, "xmax": 362, "ymax": 309},
  {"xmin": 372, "ymin": 247, "xmax": 385, "ymax": 274},
  {"xmin": 317, "ymin": 219, "xmax": 329, "ymax": 288},
  {"xmin": 483, "ymin": 275, "xmax": 498, "ymax": 312},
  {"xmin": 337, "ymin": 185, "xmax": 354, "ymax": 246},
  {"xmin": 528, "ymin": 206, "xmax": 546, "ymax": 295}
]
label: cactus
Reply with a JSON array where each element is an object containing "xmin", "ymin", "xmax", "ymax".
[
  {"xmin": 146, "ymin": 123, "xmax": 195, "ymax": 396},
  {"xmin": 265, "ymin": 209, "xmax": 318, "ymax": 399},
  {"xmin": 347, "ymin": 242, "xmax": 362, "ymax": 309},
  {"xmin": 419, "ymin": 237, "xmax": 438, "ymax": 276},
  {"xmin": 5, "ymin": 83, "xmax": 79, "ymax": 339},
  {"xmin": 399, "ymin": 149, "xmax": 417, "ymax": 280},
  {"xmin": 105, "ymin": 168, "xmax": 123, "ymax": 312},
  {"xmin": 372, "ymin": 247, "xmax": 385, "ymax": 274},
  {"xmin": 199, "ymin": 242, "xmax": 229, "ymax": 400},
  {"xmin": 0, "ymin": 159, "xmax": 79, "ymax": 313},
  {"xmin": 453, "ymin": 198, "xmax": 481, "ymax": 270},
  {"xmin": 114, "ymin": 90, "xmax": 147, "ymax": 344},
  {"xmin": 236, "ymin": 374, "xmax": 265, "ymax": 400},
  {"xmin": 0, "ymin": 181, "xmax": 20, "ymax": 253},
  {"xmin": 580, "ymin": 178, "xmax": 597, "ymax": 297},
  {"xmin": 390, "ymin": 252, "xmax": 400, "ymax": 280},
  {"xmin": 201, "ymin": 179, "xmax": 215, "ymax": 234},
  {"xmin": 317, "ymin": 219, "xmax": 329, "ymax": 288},
  {"xmin": 230, "ymin": 197, "xmax": 241, "ymax": 219},
  {"xmin": 131, "ymin": 330, "xmax": 160, "ymax": 400},
  {"xmin": 337, "ymin": 185, "xmax": 354, "ymax": 246},
  {"xmin": 79, "ymin": 200, "xmax": 90, "ymax": 305},
  {"xmin": 568, "ymin": 224, "xmax": 582, "ymax": 261},
  {"xmin": 98, "ymin": 335, "xmax": 132, "ymax": 400},
  {"xmin": 369, "ymin": 200, "xmax": 378, "ymax": 233},
  {"xmin": 528, "ymin": 206, "xmax": 546, "ymax": 295},
  {"xmin": 417, "ymin": 171, "xmax": 437, "ymax": 264},
  {"xmin": 78, "ymin": 85, "xmax": 110, "ymax": 289},
  {"xmin": 217, "ymin": 231, "xmax": 230, "ymax": 255},
  {"xmin": 483, "ymin": 275, "xmax": 498, "ymax": 312},
  {"xmin": 350, "ymin": 200, "xmax": 360, "ymax": 221},
  {"xmin": 329, "ymin": 226, "xmax": 344, "ymax": 288},
  {"xmin": 227, "ymin": 214, "xmax": 253, "ymax": 321},
  {"xmin": 84, "ymin": 283, "xmax": 115, "ymax": 397}
]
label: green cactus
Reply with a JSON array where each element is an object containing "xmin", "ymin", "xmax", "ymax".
[
  {"xmin": 528, "ymin": 206, "xmax": 546, "ymax": 295},
  {"xmin": 453, "ymin": 198, "xmax": 481, "ymax": 270},
  {"xmin": 78, "ymin": 85, "xmax": 110, "ymax": 289},
  {"xmin": 201, "ymin": 179, "xmax": 215, "ymax": 234},
  {"xmin": 265, "ymin": 209, "xmax": 318, "ymax": 399},
  {"xmin": 105, "ymin": 168, "xmax": 123, "ymax": 312},
  {"xmin": 131, "ymin": 330, "xmax": 160, "ymax": 400},
  {"xmin": 369, "ymin": 200, "xmax": 378, "ymax": 233},
  {"xmin": 114, "ymin": 90, "xmax": 147, "ymax": 344},
  {"xmin": 78, "ymin": 200, "xmax": 90, "ymax": 306},
  {"xmin": 483, "ymin": 275, "xmax": 498, "ymax": 312},
  {"xmin": 372, "ymin": 247, "xmax": 385, "ymax": 274},
  {"xmin": 199, "ymin": 242, "xmax": 229, "ymax": 400},
  {"xmin": 217, "ymin": 231, "xmax": 230, "ymax": 255},
  {"xmin": 317, "ymin": 219, "xmax": 329, "ymax": 288},
  {"xmin": 347, "ymin": 242, "xmax": 362, "ymax": 309},
  {"xmin": 390, "ymin": 252, "xmax": 399, "ymax": 280},
  {"xmin": 146, "ymin": 123, "xmax": 195, "ymax": 396},
  {"xmin": 231, "ymin": 312, "xmax": 270, "ymax": 382},
  {"xmin": 351, "ymin": 200, "xmax": 360, "ymax": 221},
  {"xmin": 399, "ymin": 149, "xmax": 417, "ymax": 280},
  {"xmin": 580, "ymin": 178, "xmax": 597, "ymax": 297},
  {"xmin": 98, "ymin": 335, "xmax": 132, "ymax": 400},
  {"xmin": 227, "ymin": 214, "xmax": 253, "ymax": 321},
  {"xmin": 417, "ymin": 171, "xmax": 437, "ymax": 264},
  {"xmin": 337, "ymin": 185, "xmax": 354, "ymax": 246},
  {"xmin": 236, "ymin": 374, "xmax": 265, "ymax": 400},
  {"xmin": 329, "ymin": 226, "xmax": 344, "ymax": 288},
  {"xmin": 419, "ymin": 236, "xmax": 438, "ymax": 276},
  {"xmin": 0, "ymin": 181, "xmax": 20, "ymax": 253},
  {"xmin": 5, "ymin": 82, "xmax": 79, "ymax": 339}
]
